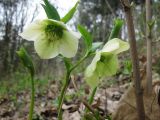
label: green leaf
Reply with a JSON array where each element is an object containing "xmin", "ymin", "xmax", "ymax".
[
  {"xmin": 61, "ymin": 0, "xmax": 80, "ymax": 23},
  {"xmin": 77, "ymin": 25, "xmax": 93, "ymax": 51},
  {"xmin": 41, "ymin": 0, "xmax": 60, "ymax": 20},
  {"xmin": 108, "ymin": 19, "xmax": 124, "ymax": 41},
  {"xmin": 16, "ymin": 47, "xmax": 35, "ymax": 77}
]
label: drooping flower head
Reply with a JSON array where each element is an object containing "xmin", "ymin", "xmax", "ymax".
[
  {"xmin": 19, "ymin": 19, "xmax": 81, "ymax": 59},
  {"xmin": 85, "ymin": 38, "xmax": 129, "ymax": 88}
]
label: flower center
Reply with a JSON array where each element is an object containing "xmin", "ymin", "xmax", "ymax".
[
  {"xmin": 45, "ymin": 25, "xmax": 63, "ymax": 41},
  {"xmin": 100, "ymin": 55, "xmax": 106, "ymax": 62}
]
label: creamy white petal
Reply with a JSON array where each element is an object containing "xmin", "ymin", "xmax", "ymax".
[
  {"xmin": 34, "ymin": 36, "xmax": 59, "ymax": 59},
  {"xmin": 85, "ymin": 51, "xmax": 101, "ymax": 77},
  {"xmin": 70, "ymin": 31, "xmax": 81, "ymax": 39},
  {"xmin": 102, "ymin": 38, "xmax": 129, "ymax": 54},
  {"xmin": 102, "ymin": 38, "xmax": 119, "ymax": 53},
  {"xmin": 19, "ymin": 20, "xmax": 44, "ymax": 41},
  {"xmin": 85, "ymin": 52, "xmax": 102, "ymax": 89},
  {"xmin": 59, "ymin": 30, "xmax": 79, "ymax": 58}
]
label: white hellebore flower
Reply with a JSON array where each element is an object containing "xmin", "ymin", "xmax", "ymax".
[
  {"xmin": 19, "ymin": 19, "xmax": 81, "ymax": 59},
  {"xmin": 85, "ymin": 38, "xmax": 129, "ymax": 88}
]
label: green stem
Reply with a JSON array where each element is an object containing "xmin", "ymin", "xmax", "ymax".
[
  {"xmin": 85, "ymin": 87, "xmax": 97, "ymax": 112},
  {"xmin": 28, "ymin": 75, "xmax": 35, "ymax": 120},
  {"xmin": 70, "ymin": 53, "xmax": 88, "ymax": 72},
  {"xmin": 57, "ymin": 53, "xmax": 89, "ymax": 120},
  {"xmin": 58, "ymin": 71, "xmax": 70, "ymax": 120}
]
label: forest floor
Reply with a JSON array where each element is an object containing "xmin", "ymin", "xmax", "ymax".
[
  {"xmin": 1, "ymin": 54, "xmax": 160, "ymax": 120},
  {"xmin": 0, "ymin": 73, "xmax": 132, "ymax": 120}
]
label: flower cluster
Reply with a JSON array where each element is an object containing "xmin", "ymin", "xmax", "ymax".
[{"xmin": 19, "ymin": 19, "xmax": 129, "ymax": 89}]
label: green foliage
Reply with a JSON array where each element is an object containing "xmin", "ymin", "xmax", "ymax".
[
  {"xmin": 78, "ymin": 25, "xmax": 93, "ymax": 51},
  {"xmin": 0, "ymin": 84, "xmax": 8, "ymax": 97},
  {"xmin": 61, "ymin": 0, "xmax": 80, "ymax": 23},
  {"xmin": 0, "ymin": 72, "xmax": 51, "ymax": 99},
  {"xmin": 108, "ymin": 19, "xmax": 124, "ymax": 41},
  {"xmin": 53, "ymin": 98, "xmax": 59, "ymax": 108},
  {"xmin": 41, "ymin": 0, "xmax": 60, "ymax": 20},
  {"xmin": 123, "ymin": 60, "xmax": 132, "ymax": 75}
]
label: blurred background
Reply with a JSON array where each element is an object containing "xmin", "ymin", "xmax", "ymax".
[{"xmin": 0, "ymin": 0, "xmax": 160, "ymax": 119}]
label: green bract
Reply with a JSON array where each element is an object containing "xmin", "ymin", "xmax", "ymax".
[
  {"xmin": 16, "ymin": 47, "xmax": 35, "ymax": 77},
  {"xmin": 19, "ymin": 19, "xmax": 81, "ymax": 59},
  {"xmin": 85, "ymin": 38, "xmax": 129, "ymax": 88}
]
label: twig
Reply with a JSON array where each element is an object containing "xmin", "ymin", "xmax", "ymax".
[
  {"xmin": 104, "ymin": 0, "xmax": 116, "ymax": 17},
  {"xmin": 146, "ymin": 0, "xmax": 152, "ymax": 94},
  {"xmin": 120, "ymin": 0, "xmax": 146, "ymax": 120}
]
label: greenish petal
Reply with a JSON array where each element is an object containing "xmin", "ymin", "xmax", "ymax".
[
  {"xmin": 102, "ymin": 38, "xmax": 129, "ymax": 55},
  {"xmin": 85, "ymin": 51, "xmax": 102, "ymax": 88},
  {"xmin": 85, "ymin": 51, "xmax": 101, "ymax": 77},
  {"xmin": 85, "ymin": 71, "xmax": 100, "ymax": 89},
  {"xmin": 34, "ymin": 36, "xmax": 59, "ymax": 59},
  {"xmin": 102, "ymin": 54, "xmax": 119, "ymax": 76},
  {"xmin": 85, "ymin": 53, "xmax": 119, "ymax": 88},
  {"xmin": 59, "ymin": 30, "xmax": 80, "ymax": 58},
  {"xmin": 96, "ymin": 61, "xmax": 106, "ymax": 76},
  {"xmin": 19, "ymin": 20, "xmax": 44, "ymax": 41}
]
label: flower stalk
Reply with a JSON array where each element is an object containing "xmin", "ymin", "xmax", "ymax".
[
  {"xmin": 16, "ymin": 47, "xmax": 35, "ymax": 120},
  {"xmin": 57, "ymin": 53, "xmax": 89, "ymax": 120},
  {"xmin": 28, "ymin": 75, "xmax": 35, "ymax": 120},
  {"xmin": 57, "ymin": 71, "xmax": 71, "ymax": 120}
]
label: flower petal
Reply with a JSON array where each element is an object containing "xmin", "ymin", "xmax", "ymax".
[
  {"xmin": 85, "ymin": 73, "xmax": 100, "ymax": 89},
  {"xmin": 70, "ymin": 31, "xmax": 81, "ymax": 39},
  {"xmin": 85, "ymin": 51, "xmax": 102, "ymax": 88},
  {"xmin": 102, "ymin": 38, "xmax": 129, "ymax": 54},
  {"xmin": 85, "ymin": 53, "xmax": 119, "ymax": 88},
  {"xmin": 85, "ymin": 51, "xmax": 101, "ymax": 78},
  {"xmin": 102, "ymin": 54, "xmax": 119, "ymax": 76},
  {"xmin": 34, "ymin": 36, "xmax": 59, "ymax": 59},
  {"xmin": 19, "ymin": 20, "xmax": 44, "ymax": 41},
  {"xmin": 59, "ymin": 30, "xmax": 80, "ymax": 58}
]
